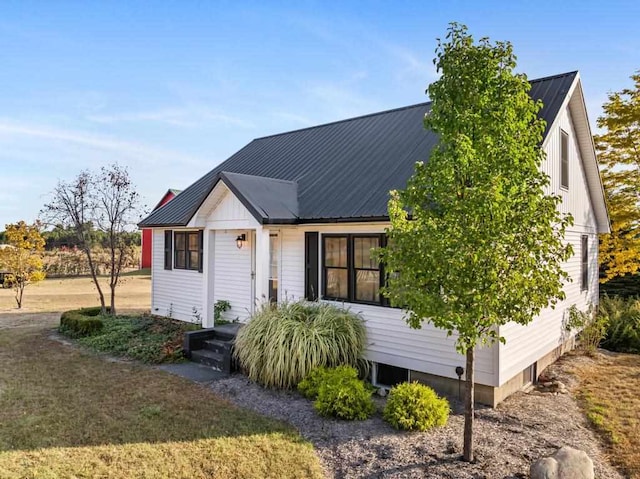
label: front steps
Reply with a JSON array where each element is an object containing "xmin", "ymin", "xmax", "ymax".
[{"xmin": 183, "ymin": 323, "xmax": 241, "ymax": 373}]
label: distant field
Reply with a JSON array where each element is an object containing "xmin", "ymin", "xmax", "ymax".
[{"xmin": 0, "ymin": 274, "xmax": 151, "ymax": 314}]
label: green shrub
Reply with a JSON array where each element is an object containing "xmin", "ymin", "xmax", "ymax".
[
  {"xmin": 234, "ymin": 300, "xmax": 367, "ymax": 389},
  {"xmin": 59, "ymin": 310, "xmax": 104, "ymax": 337},
  {"xmin": 298, "ymin": 365, "xmax": 359, "ymax": 399},
  {"xmin": 599, "ymin": 296, "xmax": 640, "ymax": 354},
  {"xmin": 313, "ymin": 368, "xmax": 375, "ymax": 420},
  {"xmin": 566, "ymin": 304, "xmax": 608, "ymax": 355},
  {"xmin": 60, "ymin": 309, "xmax": 199, "ymax": 363},
  {"xmin": 383, "ymin": 381, "xmax": 450, "ymax": 431}
]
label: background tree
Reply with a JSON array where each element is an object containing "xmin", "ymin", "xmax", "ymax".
[
  {"xmin": 93, "ymin": 164, "xmax": 142, "ymax": 316},
  {"xmin": 41, "ymin": 171, "xmax": 107, "ymax": 313},
  {"xmin": 380, "ymin": 24, "xmax": 573, "ymax": 462},
  {"xmin": 596, "ymin": 73, "xmax": 640, "ymax": 282},
  {"xmin": 0, "ymin": 221, "xmax": 46, "ymax": 308}
]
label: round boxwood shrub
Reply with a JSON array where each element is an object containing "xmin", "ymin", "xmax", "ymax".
[
  {"xmin": 313, "ymin": 367, "xmax": 375, "ymax": 420},
  {"xmin": 298, "ymin": 365, "xmax": 359, "ymax": 399},
  {"xmin": 383, "ymin": 381, "xmax": 449, "ymax": 431},
  {"xmin": 234, "ymin": 300, "xmax": 366, "ymax": 389}
]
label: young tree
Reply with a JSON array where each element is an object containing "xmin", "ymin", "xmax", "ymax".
[
  {"xmin": 0, "ymin": 221, "xmax": 46, "ymax": 308},
  {"xmin": 93, "ymin": 164, "xmax": 142, "ymax": 316},
  {"xmin": 380, "ymin": 24, "xmax": 573, "ymax": 462},
  {"xmin": 595, "ymin": 73, "xmax": 640, "ymax": 281},
  {"xmin": 41, "ymin": 171, "xmax": 107, "ymax": 313}
]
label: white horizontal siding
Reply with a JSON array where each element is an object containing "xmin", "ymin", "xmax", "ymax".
[
  {"xmin": 499, "ymin": 108, "xmax": 600, "ymax": 384},
  {"xmin": 213, "ymin": 230, "xmax": 254, "ymax": 322},
  {"xmin": 278, "ymin": 224, "xmax": 497, "ymax": 386},
  {"xmin": 151, "ymin": 229, "xmax": 203, "ymax": 323}
]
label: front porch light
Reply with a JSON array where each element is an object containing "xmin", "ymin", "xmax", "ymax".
[{"xmin": 236, "ymin": 233, "xmax": 246, "ymax": 249}]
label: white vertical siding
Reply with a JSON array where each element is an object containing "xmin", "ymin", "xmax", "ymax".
[
  {"xmin": 280, "ymin": 228, "xmax": 305, "ymax": 300},
  {"xmin": 498, "ymin": 105, "xmax": 599, "ymax": 384},
  {"xmin": 151, "ymin": 229, "xmax": 203, "ymax": 323},
  {"xmin": 213, "ymin": 230, "xmax": 254, "ymax": 322},
  {"xmin": 278, "ymin": 224, "xmax": 497, "ymax": 386}
]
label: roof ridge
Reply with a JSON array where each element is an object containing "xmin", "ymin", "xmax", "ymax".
[
  {"xmin": 221, "ymin": 171, "xmax": 297, "ymax": 184},
  {"xmin": 526, "ymin": 70, "xmax": 578, "ymax": 83},
  {"xmin": 253, "ymin": 71, "xmax": 579, "ymax": 142},
  {"xmin": 254, "ymin": 101, "xmax": 431, "ymax": 141}
]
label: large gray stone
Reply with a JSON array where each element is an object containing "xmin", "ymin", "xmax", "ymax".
[{"xmin": 530, "ymin": 446, "xmax": 594, "ymax": 479}]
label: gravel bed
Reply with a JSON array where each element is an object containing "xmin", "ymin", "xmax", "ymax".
[{"xmin": 210, "ymin": 354, "xmax": 622, "ymax": 479}]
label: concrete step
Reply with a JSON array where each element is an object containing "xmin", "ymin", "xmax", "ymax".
[
  {"xmin": 203, "ymin": 339, "xmax": 229, "ymax": 354},
  {"xmin": 190, "ymin": 349, "xmax": 224, "ymax": 369}
]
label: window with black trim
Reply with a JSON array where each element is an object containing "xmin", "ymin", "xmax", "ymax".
[
  {"xmin": 322, "ymin": 234, "xmax": 385, "ymax": 306},
  {"xmin": 174, "ymin": 231, "xmax": 201, "ymax": 271},
  {"xmin": 164, "ymin": 230, "xmax": 172, "ymax": 270},
  {"xmin": 581, "ymin": 235, "xmax": 589, "ymax": 291},
  {"xmin": 561, "ymin": 129, "xmax": 569, "ymax": 189}
]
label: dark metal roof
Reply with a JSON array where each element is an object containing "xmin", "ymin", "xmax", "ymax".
[
  {"xmin": 220, "ymin": 172, "xmax": 298, "ymax": 223},
  {"xmin": 139, "ymin": 71, "xmax": 578, "ymax": 227}
]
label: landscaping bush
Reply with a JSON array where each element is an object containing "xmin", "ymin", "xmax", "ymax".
[
  {"xmin": 313, "ymin": 367, "xmax": 375, "ymax": 420},
  {"xmin": 234, "ymin": 300, "xmax": 366, "ymax": 389},
  {"xmin": 59, "ymin": 309, "xmax": 105, "ymax": 337},
  {"xmin": 599, "ymin": 295, "xmax": 640, "ymax": 354},
  {"xmin": 298, "ymin": 365, "xmax": 358, "ymax": 399},
  {"xmin": 59, "ymin": 309, "xmax": 200, "ymax": 363},
  {"xmin": 383, "ymin": 381, "xmax": 450, "ymax": 431},
  {"xmin": 566, "ymin": 305, "xmax": 608, "ymax": 355}
]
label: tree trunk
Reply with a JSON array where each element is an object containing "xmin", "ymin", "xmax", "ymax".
[
  {"xmin": 463, "ymin": 347, "xmax": 475, "ymax": 462},
  {"xmin": 110, "ymin": 283, "xmax": 117, "ymax": 316},
  {"xmin": 83, "ymin": 248, "xmax": 106, "ymax": 314},
  {"xmin": 16, "ymin": 282, "xmax": 24, "ymax": 309}
]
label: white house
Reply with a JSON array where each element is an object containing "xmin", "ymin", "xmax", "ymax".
[{"xmin": 139, "ymin": 71, "xmax": 609, "ymax": 405}]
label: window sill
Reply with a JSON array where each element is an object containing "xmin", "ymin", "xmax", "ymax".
[{"xmin": 321, "ymin": 297, "xmax": 390, "ymax": 308}]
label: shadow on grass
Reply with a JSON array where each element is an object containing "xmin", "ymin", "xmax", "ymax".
[{"xmin": 0, "ymin": 325, "xmax": 299, "ymax": 453}]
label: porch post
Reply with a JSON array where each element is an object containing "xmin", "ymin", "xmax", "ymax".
[
  {"xmin": 202, "ymin": 228, "xmax": 214, "ymax": 328},
  {"xmin": 254, "ymin": 225, "xmax": 270, "ymax": 307}
]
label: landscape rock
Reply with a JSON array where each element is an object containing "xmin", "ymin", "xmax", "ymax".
[{"xmin": 530, "ymin": 446, "xmax": 594, "ymax": 479}]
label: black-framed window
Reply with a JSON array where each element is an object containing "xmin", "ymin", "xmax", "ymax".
[
  {"xmin": 322, "ymin": 234, "xmax": 386, "ymax": 306},
  {"xmin": 560, "ymin": 129, "xmax": 569, "ymax": 189},
  {"xmin": 174, "ymin": 231, "xmax": 202, "ymax": 271},
  {"xmin": 581, "ymin": 235, "xmax": 589, "ymax": 291},
  {"xmin": 164, "ymin": 230, "xmax": 172, "ymax": 270}
]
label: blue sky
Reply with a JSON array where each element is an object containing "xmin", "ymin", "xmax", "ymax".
[{"xmin": 1, "ymin": 1, "xmax": 638, "ymax": 228}]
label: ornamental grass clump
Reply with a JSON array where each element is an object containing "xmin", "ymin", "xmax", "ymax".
[
  {"xmin": 234, "ymin": 300, "xmax": 367, "ymax": 389},
  {"xmin": 383, "ymin": 382, "xmax": 450, "ymax": 431}
]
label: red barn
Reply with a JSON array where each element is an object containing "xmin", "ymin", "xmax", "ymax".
[{"xmin": 140, "ymin": 189, "xmax": 180, "ymax": 269}]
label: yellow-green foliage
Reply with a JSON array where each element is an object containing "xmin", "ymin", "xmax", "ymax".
[
  {"xmin": 0, "ymin": 221, "xmax": 46, "ymax": 308},
  {"xmin": 298, "ymin": 365, "xmax": 358, "ymax": 399},
  {"xmin": 234, "ymin": 300, "xmax": 366, "ymax": 389},
  {"xmin": 312, "ymin": 367, "xmax": 375, "ymax": 421},
  {"xmin": 595, "ymin": 73, "xmax": 640, "ymax": 281},
  {"xmin": 383, "ymin": 382, "xmax": 450, "ymax": 431}
]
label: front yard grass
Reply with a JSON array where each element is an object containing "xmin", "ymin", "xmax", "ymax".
[
  {"xmin": 573, "ymin": 352, "xmax": 640, "ymax": 478},
  {"xmin": 0, "ymin": 322, "xmax": 323, "ymax": 479}
]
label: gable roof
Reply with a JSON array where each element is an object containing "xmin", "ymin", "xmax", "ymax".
[
  {"xmin": 219, "ymin": 172, "xmax": 298, "ymax": 223},
  {"xmin": 151, "ymin": 188, "xmax": 181, "ymax": 212},
  {"xmin": 140, "ymin": 71, "xmax": 579, "ymax": 228}
]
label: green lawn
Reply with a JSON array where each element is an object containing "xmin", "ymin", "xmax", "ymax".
[{"xmin": 0, "ymin": 317, "xmax": 323, "ymax": 479}]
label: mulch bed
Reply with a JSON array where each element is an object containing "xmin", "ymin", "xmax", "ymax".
[{"xmin": 210, "ymin": 354, "xmax": 623, "ymax": 479}]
